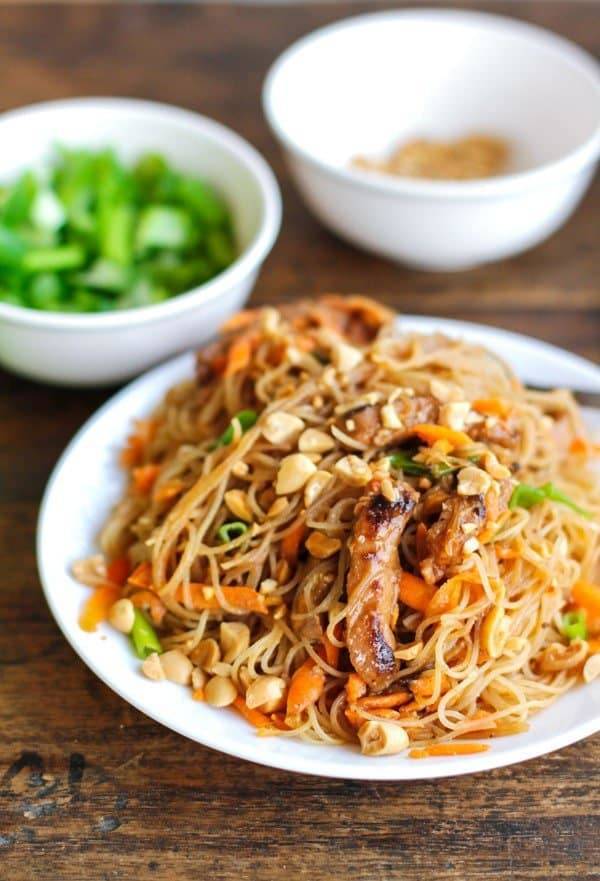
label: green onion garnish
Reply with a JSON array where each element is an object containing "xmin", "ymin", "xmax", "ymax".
[
  {"xmin": 510, "ymin": 482, "xmax": 592, "ymax": 518},
  {"xmin": 212, "ymin": 409, "xmax": 258, "ymax": 449},
  {"xmin": 130, "ymin": 608, "xmax": 162, "ymax": 659},
  {"xmin": 217, "ymin": 521, "xmax": 248, "ymax": 543},
  {"xmin": 388, "ymin": 450, "xmax": 429, "ymax": 476},
  {"xmin": 561, "ymin": 609, "xmax": 588, "ymax": 642}
]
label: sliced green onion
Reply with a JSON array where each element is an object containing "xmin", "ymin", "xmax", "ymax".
[
  {"xmin": 130, "ymin": 608, "xmax": 162, "ymax": 659},
  {"xmin": 22, "ymin": 244, "xmax": 86, "ymax": 273},
  {"xmin": 509, "ymin": 483, "xmax": 547, "ymax": 510},
  {"xmin": 136, "ymin": 205, "xmax": 193, "ymax": 252},
  {"xmin": 212, "ymin": 409, "xmax": 258, "ymax": 449},
  {"xmin": 217, "ymin": 521, "xmax": 248, "ymax": 543},
  {"xmin": 510, "ymin": 482, "xmax": 592, "ymax": 518},
  {"xmin": 540, "ymin": 483, "xmax": 592, "ymax": 519},
  {"xmin": 561, "ymin": 609, "xmax": 588, "ymax": 642},
  {"xmin": 388, "ymin": 450, "xmax": 429, "ymax": 475}
]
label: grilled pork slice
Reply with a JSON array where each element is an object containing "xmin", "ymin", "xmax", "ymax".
[
  {"xmin": 419, "ymin": 479, "xmax": 512, "ymax": 583},
  {"xmin": 346, "ymin": 479, "xmax": 418, "ymax": 691}
]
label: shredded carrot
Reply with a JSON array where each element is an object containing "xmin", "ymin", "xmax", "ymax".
[
  {"xmin": 396, "ymin": 700, "xmax": 420, "ymax": 716},
  {"xmin": 319, "ymin": 635, "xmax": 340, "ymax": 668},
  {"xmin": 346, "ymin": 672, "xmax": 367, "ymax": 704},
  {"xmin": 425, "ymin": 577, "xmax": 463, "ymax": 617},
  {"xmin": 411, "ymin": 672, "xmax": 450, "ymax": 702},
  {"xmin": 175, "ymin": 583, "xmax": 268, "ymax": 616},
  {"xmin": 220, "ymin": 309, "xmax": 255, "ymax": 333},
  {"xmin": 399, "ymin": 571, "xmax": 437, "ymax": 613},
  {"xmin": 286, "ymin": 660, "xmax": 325, "ymax": 717},
  {"xmin": 225, "ymin": 335, "xmax": 253, "ymax": 377},
  {"xmin": 588, "ymin": 638, "xmax": 600, "ymax": 654},
  {"xmin": 281, "ymin": 521, "xmax": 307, "ymax": 566},
  {"xmin": 106, "ymin": 556, "xmax": 130, "ymax": 586},
  {"xmin": 370, "ymin": 708, "xmax": 402, "ymax": 720},
  {"xmin": 472, "ymin": 398, "xmax": 511, "ymax": 418},
  {"xmin": 495, "ymin": 544, "xmax": 519, "ymax": 560},
  {"xmin": 270, "ymin": 712, "xmax": 291, "ymax": 731},
  {"xmin": 192, "ymin": 687, "xmax": 205, "ymax": 701},
  {"xmin": 128, "ymin": 561, "xmax": 153, "ymax": 589},
  {"xmin": 79, "ymin": 585, "xmax": 121, "ymax": 632},
  {"xmin": 233, "ymin": 695, "xmax": 273, "ymax": 729},
  {"xmin": 153, "ymin": 479, "xmax": 186, "ymax": 503},
  {"xmin": 412, "ymin": 423, "xmax": 472, "ymax": 450},
  {"xmin": 133, "ymin": 464, "xmax": 161, "ymax": 494},
  {"xmin": 130, "ymin": 589, "xmax": 166, "ymax": 626},
  {"xmin": 344, "ymin": 705, "xmax": 364, "ymax": 729},
  {"xmin": 572, "ymin": 580, "xmax": 600, "ymax": 618},
  {"xmin": 409, "ymin": 743, "xmax": 490, "ymax": 759},
  {"xmin": 569, "ymin": 437, "xmax": 589, "ymax": 455},
  {"xmin": 357, "ymin": 691, "xmax": 412, "ymax": 710},
  {"xmin": 120, "ymin": 419, "xmax": 155, "ymax": 468}
]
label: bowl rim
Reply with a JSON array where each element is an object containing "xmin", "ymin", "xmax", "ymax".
[
  {"xmin": 263, "ymin": 7, "xmax": 600, "ymax": 201},
  {"xmin": 0, "ymin": 97, "xmax": 282, "ymax": 331}
]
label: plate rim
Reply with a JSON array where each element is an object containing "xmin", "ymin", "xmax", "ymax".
[{"xmin": 37, "ymin": 315, "xmax": 600, "ymax": 780}]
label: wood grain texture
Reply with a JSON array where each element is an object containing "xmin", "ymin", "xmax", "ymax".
[{"xmin": 0, "ymin": 4, "xmax": 598, "ymax": 880}]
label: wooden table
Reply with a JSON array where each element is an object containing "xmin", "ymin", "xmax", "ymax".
[{"xmin": 1, "ymin": 4, "xmax": 598, "ymax": 879}]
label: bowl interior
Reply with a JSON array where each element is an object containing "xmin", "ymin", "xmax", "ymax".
[
  {"xmin": 266, "ymin": 11, "xmax": 600, "ymax": 175},
  {"xmin": 0, "ymin": 100, "xmax": 265, "ymax": 257}
]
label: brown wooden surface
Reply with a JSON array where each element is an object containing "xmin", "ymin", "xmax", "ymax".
[{"xmin": 0, "ymin": 3, "xmax": 598, "ymax": 880}]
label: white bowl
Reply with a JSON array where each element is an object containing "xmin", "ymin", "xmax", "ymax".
[
  {"xmin": 263, "ymin": 9, "xmax": 600, "ymax": 271},
  {"xmin": 0, "ymin": 98, "xmax": 281, "ymax": 386}
]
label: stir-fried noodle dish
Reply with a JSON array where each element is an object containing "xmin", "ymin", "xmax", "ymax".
[{"xmin": 75, "ymin": 296, "xmax": 600, "ymax": 758}]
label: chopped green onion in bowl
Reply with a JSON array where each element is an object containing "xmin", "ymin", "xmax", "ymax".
[{"xmin": 0, "ymin": 147, "xmax": 236, "ymax": 313}]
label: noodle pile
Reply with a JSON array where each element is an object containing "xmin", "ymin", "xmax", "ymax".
[{"xmin": 75, "ymin": 296, "xmax": 600, "ymax": 756}]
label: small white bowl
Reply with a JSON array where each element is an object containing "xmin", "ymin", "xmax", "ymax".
[
  {"xmin": 0, "ymin": 98, "xmax": 281, "ymax": 386},
  {"xmin": 263, "ymin": 9, "xmax": 600, "ymax": 271}
]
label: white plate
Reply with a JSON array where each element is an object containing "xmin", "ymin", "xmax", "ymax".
[{"xmin": 37, "ymin": 316, "xmax": 600, "ymax": 779}]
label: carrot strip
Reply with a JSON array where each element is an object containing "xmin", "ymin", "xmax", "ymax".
[
  {"xmin": 106, "ymin": 556, "xmax": 130, "ymax": 586},
  {"xmin": 472, "ymin": 398, "xmax": 511, "ymax": 418},
  {"xmin": 133, "ymin": 464, "xmax": 161, "ymax": 494},
  {"xmin": 588, "ymin": 638, "xmax": 600, "ymax": 654},
  {"xmin": 286, "ymin": 660, "xmax": 325, "ymax": 717},
  {"xmin": 269, "ymin": 712, "xmax": 291, "ymax": 731},
  {"xmin": 409, "ymin": 743, "xmax": 490, "ymax": 759},
  {"xmin": 153, "ymin": 479, "xmax": 186, "ymax": 503},
  {"xmin": 344, "ymin": 705, "xmax": 364, "ymax": 729},
  {"xmin": 128, "ymin": 562, "xmax": 153, "ymax": 589},
  {"xmin": 220, "ymin": 309, "xmax": 256, "ymax": 334},
  {"xmin": 233, "ymin": 695, "xmax": 273, "ymax": 729},
  {"xmin": 425, "ymin": 577, "xmax": 463, "ymax": 617},
  {"xmin": 412, "ymin": 423, "xmax": 472, "ymax": 450},
  {"xmin": 120, "ymin": 419, "xmax": 155, "ymax": 468},
  {"xmin": 357, "ymin": 691, "xmax": 412, "ymax": 710},
  {"xmin": 281, "ymin": 521, "xmax": 307, "ymax": 566},
  {"xmin": 399, "ymin": 571, "xmax": 436, "ymax": 613},
  {"xmin": 346, "ymin": 673, "xmax": 367, "ymax": 704},
  {"xmin": 130, "ymin": 589, "xmax": 166, "ymax": 626},
  {"xmin": 225, "ymin": 336, "xmax": 252, "ymax": 377},
  {"xmin": 572, "ymin": 580, "xmax": 600, "ymax": 618},
  {"xmin": 319, "ymin": 635, "xmax": 340, "ymax": 668},
  {"xmin": 79, "ymin": 585, "xmax": 121, "ymax": 632},
  {"xmin": 175, "ymin": 583, "xmax": 268, "ymax": 615},
  {"xmin": 569, "ymin": 437, "xmax": 589, "ymax": 455}
]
